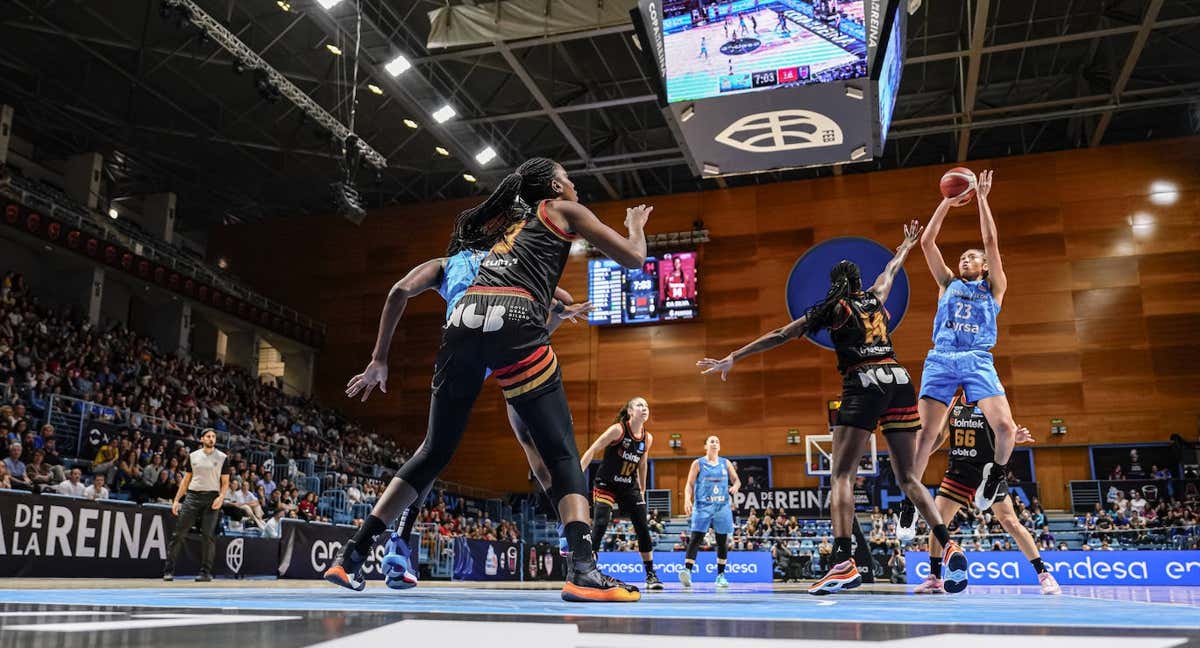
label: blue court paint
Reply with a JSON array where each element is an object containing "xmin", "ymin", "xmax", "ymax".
[{"xmin": 2, "ymin": 585, "xmax": 1199, "ymax": 629}]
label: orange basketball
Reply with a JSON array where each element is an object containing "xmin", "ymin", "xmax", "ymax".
[{"xmin": 940, "ymin": 167, "xmax": 976, "ymax": 201}]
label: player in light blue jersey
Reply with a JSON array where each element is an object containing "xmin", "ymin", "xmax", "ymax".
[
  {"xmin": 907, "ymin": 169, "xmax": 1019, "ymax": 523},
  {"xmin": 344, "ymin": 249, "xmax": 589, "ymax": 590},
  {"xmin": 679, "ymin": 436, "xmax": 741, "ymax": 588}
]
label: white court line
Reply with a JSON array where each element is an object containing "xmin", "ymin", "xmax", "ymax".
[
  {"xmin": 4, "ymin": 613, "xmax": 301, "ymax": 633},
  {"xmin": 0, "ymin": 611, "xmax": 125, "ymax": 617}
]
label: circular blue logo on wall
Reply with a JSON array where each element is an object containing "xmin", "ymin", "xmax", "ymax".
[{"xmin": 785, "ymin": 237, "xmax": 910, "ymax": 350}]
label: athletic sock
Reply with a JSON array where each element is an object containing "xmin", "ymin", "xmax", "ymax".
[
  {"xmin": 832, "ymin": 537, "xmax": 853, "ymax": 565},
  {"xmin": 717, "ymin": 562, "xmax": 726, "ymax": 574},
  {"xmin": 930, "ymin": 556, "xmax": 942, "ymax": 577},
  {"xmin": 643, "ymin": 560, "xmax": 655, "ymax": 575},
  {"xmin": 931, "ymin": 524, "xmax": 951, "ymax": 546},
  {"xmin": 397, "ymin": 507, "xmax": 418, "ymax": 544},
  {"xmin": 684, "ymin": 559, "xmax": 695, "ymax": 570},
  {"xmin": 349, "ymin": 515, "xmax": 387, "ymax": 558},
  {"xmin": 564, "ymin": 521, "xmax": 593, "ymax": 558},
  {"xmin": 1030, "ymin": 557, "xmax": 1046, "ymax": 574}
]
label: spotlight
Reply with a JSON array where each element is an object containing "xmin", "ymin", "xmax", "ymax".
[
  {"xmin": 276, "ymin": 1, "xmax": 291, "ymax": 11},
  {"xmin": 367, "ymin": 84, "xmax": 384, "ymax": 95},
  {"xmin": 332, "ymin": 181, "xmax": 365, "ymax": 224},
  {"xmin": 463, "ymin": 173, "xmax": 477, "ymax": 183},
  {"xmin": 403, "ymin": 119, "xmax": 419, "ymax": 129},
  {"xmin": 108, "ymin": 208, "xmax": 118, "ymax": 219},
  {"xmin": 432, "ymin": 104, "xmax": 456, "ymax": 124},
  {"xmin": 474, "ymin": 146, "xmax": 497, "ymax": 166},
  {"xmin": 217, "ymin": 258, "xmax": 229, "ymax": 269},
  {"xmin": 1149, "ymin": 180, "xmax": 1179, "ymax": 206},
  {"xmin": 316, "ymin": 0, "xmax": 343, "ymax": 9},
  {"xmin": 326, "ymin": 43, "xmax": 342, "ymax": 56},
  {"xmin": 385, "ymin": 54, "xmax": 412, "ymax": 77},
  {"xmin": 435, "ymin": 146, "xmax": 450, "ymax": 156}
]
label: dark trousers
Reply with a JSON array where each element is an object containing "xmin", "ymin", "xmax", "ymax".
[{"xmin": 166, "ymin": 490, "xmax": 219, "ymax": 574}]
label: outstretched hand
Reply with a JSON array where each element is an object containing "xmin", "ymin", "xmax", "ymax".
[
  {"xmin": 977, "ymin": 169, "xmax": 993, "ymax": 200},
  {"xmin": 697, "ymin": 356, "xmax": 734, "ymax": 381},
  {"xmin": 900, "ymin": 219, "xmax": 923, "ymax": 250},
  {"xmin": 1015, "ymin": 424, "xmax": 1034, "ymax": 444},
  {"xmin": 625, "ymin": 204, "xmax": 653, "ymax": 231},
  {"xmin": 346, "ymin": 360, "xmax": 388, "ymax": 402},
  {"xmin": 556, "ymin": 301, "xmax": 594, "ymax": 322}
]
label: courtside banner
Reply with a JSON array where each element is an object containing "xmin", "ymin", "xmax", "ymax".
[
  {"xmin": 906, "ymin": 550, "xmax": 1200, "ymax": 586},
  {"xmin": 734, "ymin": 488, "xmax": 829, "ymax": 516},
  {"xmin": 0, "ymin": 491, "xmax": 275, "ymax": 577},
  {"xmin": 598, "ymin": 550, "xmax": 772, "ymax": 583},
  {"xmin": 451, "ymin": 538, "xmax": 522, "ymax": 581},
  {"xmin": 278, "ymin": 518, "xmax": 387, "ymax": 580}
]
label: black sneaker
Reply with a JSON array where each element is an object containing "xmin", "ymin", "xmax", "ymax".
[
  {"xmin": 561, "ymin": 552, "xmax": 640, "ymax": 602},
  {"xmin": 195, "ymin": 572, "xmax": 212, "ymax": 583},
  {"xmin": 896, "ymin": 499, "xmax": 918, "ymax": 543},
  {"xmin": 323, "ymin": 544, "xmax": 367, "ymax": 592},
  {"xmin": 973, "ymin": 463, "xmax": 1006, "ymax": 511},
  {"xmin": 644, "ymin": 570, "xmax": 665, "ymax": 591}
]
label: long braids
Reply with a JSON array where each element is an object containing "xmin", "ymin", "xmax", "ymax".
[
  {"xmin": 804, "ymin": 260, "xmax": 862, "ymax": 331},
  {"xmin": 447, "ymin": 157, "xmax": 559, "ymax": 255}
]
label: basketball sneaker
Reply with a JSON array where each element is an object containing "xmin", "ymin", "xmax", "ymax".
[
  {"xmin": 973, "ymin": 462, "xmax": 1006, "ymax": 511},
  {"xmin": 896, "ymin": 499, "xmax": 918, "ymax": 543},
  {"xmin": 380, "ymin": 533, "xmax": 418, "ymax": 590},
  {"xmin": 714, "ymin": 573, "xmax": 730, "ymax": 588},
  {"xmin": 942, "ymin": 541, "xmax": 969, "ymax": 594},
  {"xmin": 807, "ymin": 558, "xmax": 861, "ymax": 596},
  {"xmin": 1038, "ymin": 571, "xmax": 1062, "ymax": 595},
  {"xmin": 678, "ymin": 564, "xmax": 693, "ymax": 587},
  {"xmin": 324, "ymin": 544, "xmax": 368, "ymax": 592},
  {"xmin": 913, "ymin": 575, "xmax": 944, "ymax": 594},
  {"xmin": 645, "ymin": 569, "xmax": 665, "ymax": 591},
  {"xmin": 561, "ymin": 552, "xmax": 640, "ymax": 602}
]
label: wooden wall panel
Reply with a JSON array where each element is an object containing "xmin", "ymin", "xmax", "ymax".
[{"xmin": 210, "ymin": 137, "xmax": 1200, "ymax": 508}]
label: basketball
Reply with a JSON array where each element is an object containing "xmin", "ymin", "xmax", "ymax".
[{"xmin": 940, "ymin": 167, "xmax": 977, "ymax": 201}]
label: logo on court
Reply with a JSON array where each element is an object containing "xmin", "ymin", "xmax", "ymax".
[
  {"xmin": 225, "ymin": 538, "xmax": 243, "ymax": 574},
  {"xmin": 714, "ymin": 110, "xmax": 843, "ymax": 153}
]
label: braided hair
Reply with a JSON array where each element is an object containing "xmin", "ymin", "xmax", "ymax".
[
  {"xmin": 804, "ymin": 259, "xmax": 862, "ymax": 331},
  {"xmin": 446, "ymin": 157, "xmax": 560, "ymax": 255}
]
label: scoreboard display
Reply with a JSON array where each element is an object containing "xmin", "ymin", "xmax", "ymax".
[{"xmin": 588, "ymin": 251, "xmax": 699, "ymax": 326}]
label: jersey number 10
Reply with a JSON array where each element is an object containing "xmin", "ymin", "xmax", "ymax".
[{"xmin": 620, "ymin": 462, "xmax": 638, "ymax": 477}]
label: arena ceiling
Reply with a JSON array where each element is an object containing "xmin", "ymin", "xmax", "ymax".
[{"xmin": 0, "ymin": 0, "xmax": 1198, "ymax": 232}]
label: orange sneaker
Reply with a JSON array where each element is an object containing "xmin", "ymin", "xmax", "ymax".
[
  {"xmin": 808, "ymin": 559, "xmax": 862, "ymax": 596},
  {"xmin": 560, "ymin": 553, "xmax": 640, "ymax": 602}
]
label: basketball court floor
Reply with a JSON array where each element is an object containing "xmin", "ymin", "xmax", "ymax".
[{"xmin": 1, "ymin": 580, "xmax": 1198, "ymax": 647}]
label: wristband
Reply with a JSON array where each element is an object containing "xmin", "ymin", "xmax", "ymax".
[{"xmin": 551, "ymin": 301, "xmax": 566, "ymax": 314}]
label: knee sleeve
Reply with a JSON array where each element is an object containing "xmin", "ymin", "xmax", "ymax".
[
  {"xmin": 685, "ymin": 531, "xmax": 705, "ymax": 561},
  {"xmin": 591, "ymin": 503, "xmax": 614, "ymax": 549},
  {"xmin": 629, "ymin": 502, "xmax": 654, "ymax": 553},
  {"xmin": 715, "ymin": 533, "xmax": 729, "ymax": 560}
]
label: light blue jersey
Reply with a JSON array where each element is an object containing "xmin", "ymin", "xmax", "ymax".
[
  {"xmin": 690, "ymin": 456, "xmax": 734, "ymax": 534},
  {"xmin": 931, "ymin": 277, "xmax": 999, "ymax": 351},
  {"xmin": 437, "ymin": 250, "xmax": 487, "ymax": 322}
]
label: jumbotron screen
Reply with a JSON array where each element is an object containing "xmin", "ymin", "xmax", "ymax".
[
  {"xmin": 662, "ymin": 0, "xmax": 868, "ymax": 103},
  {"xmin": 588, "ymin": 252, "xmax": 699, "ymax": 326}
]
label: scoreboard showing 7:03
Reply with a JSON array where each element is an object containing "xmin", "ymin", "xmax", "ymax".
[{"xmin": 587, "ymin": 251, "xmax": 699, "ymax": 326}]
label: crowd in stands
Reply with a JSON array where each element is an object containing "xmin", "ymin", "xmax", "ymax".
[{"xmin": 1075, "ymin": 487, "xmax": 1200, "ymax": 549}]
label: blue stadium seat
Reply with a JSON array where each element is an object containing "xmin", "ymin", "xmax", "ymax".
[
  {"xmin": 350, "ymin": 502, "xmax": 372, "ymax": 521},
  {"xmin": 301, "ymin": 476, "xmax": 321, "ymax": 496}
]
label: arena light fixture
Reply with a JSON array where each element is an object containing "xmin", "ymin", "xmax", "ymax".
[
  {"xmin": 385, "ymin": 54, "xmax": 412, "ymax": 77},
  {"xmin": 435, "ymin": 146, "xmax": 450, "ymax": 156},
  {"xmin": 432, "ymin": 104, "xmax": 457, "ymax": 124},
  {"xmin": 474, "ymin": 146, "xmax": 497, "ymax": 166},
  {"xmin": 403, "ymin": 119, "xmax": 419, "ymax": 129},
  {"xmin": 680, "ymin": 104, "xmax": 695, "ymax": 122},
  {"xmin": 1128, "ymin": 212, "xmax": 1155, "ymax": 232},
  {"xmin": 463, "ymin": 173, "xmax": 478, "ymax": 183},
  {"xmin": 108, "ymin": 208, "xmax": 119, "ymax": 219},
  {"xmin": 316, "ymin": 0, "xmax": 342, "ymax": 9},
  {"xmin": 1149, "ymin": 180, "xmax": 1179, "ymax": 205},
  {"xmin": 325, "ymin": 43, "xmax": 342, "ymax": 56},
  {"xmin": 367, "ymin": 84, "xmax": 384, "ymax": 96},
  {"xmin": 276, "ymin": 1, "xmax": 291, "ymax": 11}
]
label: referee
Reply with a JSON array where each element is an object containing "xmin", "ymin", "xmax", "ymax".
[{"xmin": 164, "ymin": 428, "xmax": 230, "ymax": 582}]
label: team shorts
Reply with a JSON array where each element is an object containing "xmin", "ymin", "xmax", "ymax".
[
  {"xmin": 690, "ymin": 506, "xmax": 734, "ymax": 534},
  {"xmin": 919, "ymin": 349, "xmax": 1005, "ymax": 405},
  {"xmin": 592, "ymin": 482, "xmax": 644, "ymax": 512},
  {"xmin": 937, "ymin": 461, "xmax": 1008, "ymax": 509},
  {"xmin": 836, "ymin": 361, "xmax": 920, "ymax": 433}
]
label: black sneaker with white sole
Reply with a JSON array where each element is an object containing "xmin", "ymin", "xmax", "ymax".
[
  {"xmin": 896, "ymin": 499, "xmax": 918, "ymax": 543},
  {"xmin": 644, "ymin": 570, "xmax": 665, "ymax": 591},
  {"xmin": 973, "ymin": 462, "xmax": 1007, "ymax": 511}
]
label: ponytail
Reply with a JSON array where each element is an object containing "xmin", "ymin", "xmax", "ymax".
[{"xmin": 447, "ymin": 157, "xmax": 560, "ymax": 255}]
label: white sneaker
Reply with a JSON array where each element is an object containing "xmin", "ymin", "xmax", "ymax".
[
  {"xmin": 896, "ymin": 500, "xmax": 918, "ymax": 543},
  {"xmin": 1038, "ymin": 571, "xmax": 1061, "ymax": 595},
  {"xmin": 679, "ymin": 566, "xmax": 693, "ymax": 587}
]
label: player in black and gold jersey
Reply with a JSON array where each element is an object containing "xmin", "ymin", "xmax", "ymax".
[
  {"xmin": 914, "ymin": 390, "xmax": 1061, "ymax": 595},
  {"xmin": 326, "ymin": 157, "xmax": 653, "ymax": 603},
  {"xmin": 699, "ymin": 221, "xmax": 968, "ymax": 595},
  {"xmin": 579, "ymin": 397, "xmax": 663, "ymax": 590}
]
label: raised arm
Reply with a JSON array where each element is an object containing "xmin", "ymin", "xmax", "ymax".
[
  {"xmin": 554, "ymin": 201, "xmax": 649, "ymax": 269},
  {"xmin": 869, "ymin": 220, "xmax": 923, "ymax": 303},
  {"xmin": 696, "ymin": 315, "xmax": 810, "ymax": 381},
  {"xmin": 683, "ymin": 459, "xmax": 700, "ymax": 515},
  {"xmin": 920, "ymin": 197, "xmax": 965, "ymax": 291},
  {"xmin": 346, "ymin": 258, "xmax": 445, "ymax": 401},
  {"xmin": 975, "ymin": 170, "xmax": 1008, "ymax": 306},
  {"xmin": 579, "ymin": 424, "xmax": 624, "ymax": 470}
]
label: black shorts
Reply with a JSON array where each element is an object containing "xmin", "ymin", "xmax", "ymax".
[
  {"xmin": 592, "ymin": 481, "xmax": 645, "ymax": 512},
  {"xmin": 836, "ymin": 361, "xmax": 920, "ymax": 433},
  {"xmin": 432, "ymin": 288, "xmax": 561, "ymax": 404},
  {"xmin": 937, "ymin": 461, "xmax": 1008, "ymax": 508}
]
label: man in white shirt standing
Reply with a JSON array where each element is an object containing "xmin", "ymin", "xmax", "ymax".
[
  {"xmin": 57, "ymin": 467, "xmax": 86, "ymax": 497},
  {"xmin": 164, "ymin": 429, "xmax": 229, "ymax": 582},
  {"xmin": 82, "ymin": 474, "xmax": 109, "ymax": 500}
]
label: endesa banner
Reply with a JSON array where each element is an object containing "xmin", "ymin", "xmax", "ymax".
[
  {"xmin": 597, "ymin": 551, "xmax": 772, "ymax": 583},
  {"xmin": 452, "ymin": 537, "xmax": 522, "ymax": 581},
  {"xmin": 906, "ymin": 551, "xmax": 1200, "ymax": 586},
  {"xmin": 279, "ymin": 519, "xmax": 387, "ymax": 580},
  {"xmin": 0, "ymin": 491, "xmax": 274, "ymax": 577}
]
